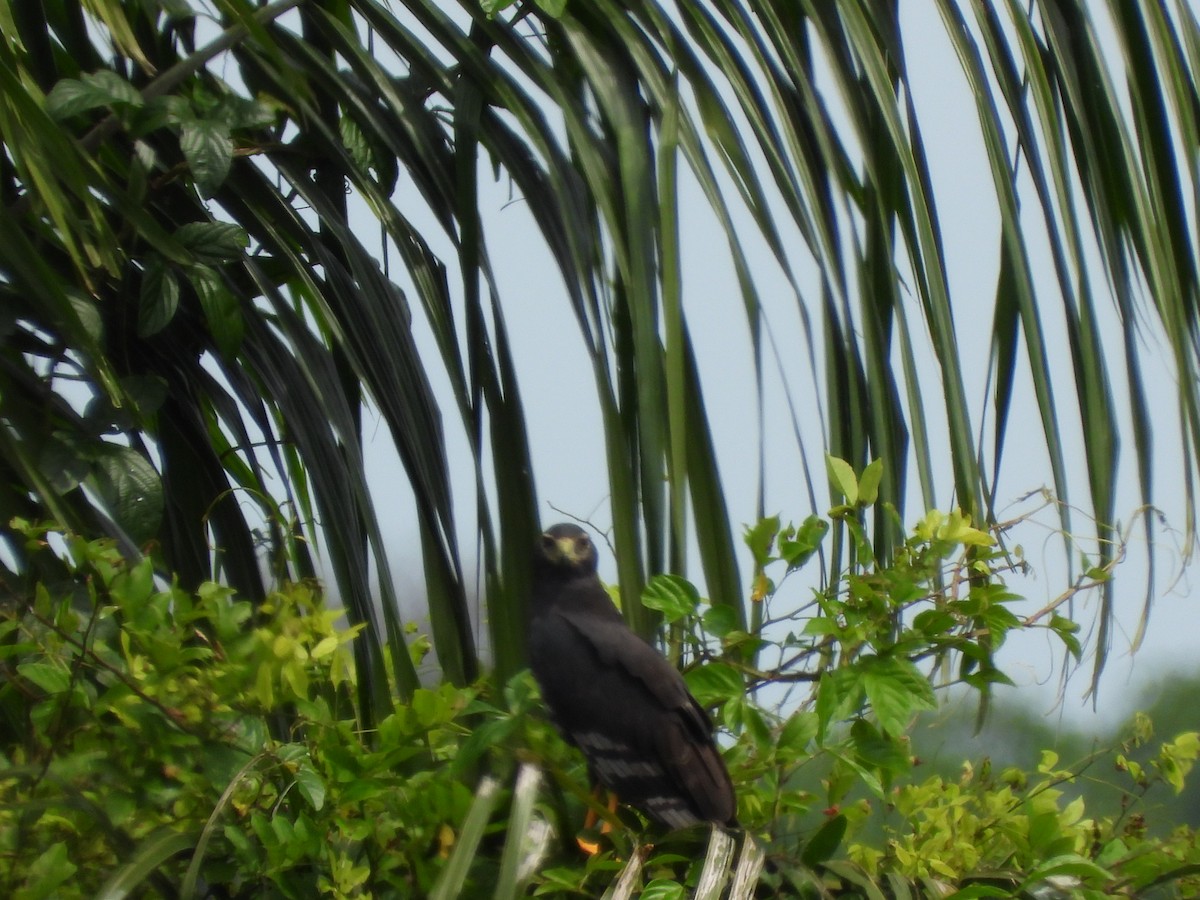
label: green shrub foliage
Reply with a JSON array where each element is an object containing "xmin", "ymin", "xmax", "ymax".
[
  {"xmin": 0, "ymin": 519, "xmax": 473, "ymax": 896},
  {"xmin": 2, "ymin": 498, "xmax": 1198, "ymax": 897}
]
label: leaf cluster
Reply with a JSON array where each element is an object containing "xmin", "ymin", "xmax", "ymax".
[
  {"xmin": 632, "ymin": 476, "xmax": 1199, "ymax": 896},
  {"xmin": 0, "ymin": 521, "xmax": 477, "ymax": 897},
  {"xmin": 3, "ymin": 509, "xmax": 1199, "ymax": 897}
]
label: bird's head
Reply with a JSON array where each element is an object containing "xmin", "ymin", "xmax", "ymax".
[{"xmin": 535, "ymin": 523, "xmax": 599, "ymax": 576}]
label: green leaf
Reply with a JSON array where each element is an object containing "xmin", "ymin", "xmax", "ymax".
[
  {"xmin": 91, "ymin": 444, "xmax": 164, "ymax": 544},
  {"xmin": 860, "ymin": 657, "xmax": 937, "ymax": 737},
  {"xmin": 216, "ymin": 95, "xmax": 277, "ymax": 130},
  {"xmin": 826, "ymin": 455, "xmax": 858, "ymax": 505},
  {"xmin": 816, "ymin": 668, "xmax": 863, "ymax": 742},
  {"xmin": 858, "ymin": 458, "xmax": 884, "ymax": 505},
  {"xmin": 45, "ymin": 79, "xmax": 103, "ymax": 119},
  {"xmin": 17, "ymin": 661, "xmax": 71, "ymax": 694},
  {"xmin": 22, "ymin": 841, "xmax": 77, "ymax": 899},
  {"xmin": 479, "ymin": 0, "xmax": 519, "ymax": 15},
  {"xmin": 684, "ymin": 662, "xmax": 744, "ymax": 707},
  {"xmin": 294, "ymin": 762, "xmax": 326, "ymax": 811},
  {"xmin": 38, "ymin": 435, "xmax": 91, "ymax": 494},
  {"xmin": 1049, "ymin": 614, "xmax": 1082, "ymax": 661},
  {"xmin": 779, "ymin": 516, "xmax": 829, "ymax": 571},
  {"xmin": 181, "ymin": 117, "xmax": 233, "ymax": 197},
  {"xmin": 743, "ymin": 515, "xmax": 780, "ymax": 566},
  {"xmin": 778, "ymin": 710, "xmax": 818, "ymax": 754},
  {"xmin": 138, "ymin": 258, "xmax": 180, "ymax": 337},
  {"xmin": 937, "ymin": 509, "xmax": 994, "ymax": 547},
  {"xmin": 534, "ymin": 0, "xmax": 567, "ymax": 18},
  {"xmin": 849, "ymin": 718, "xmax": 910, "ymax": 775},
  {"xmin": 175, "ymin": 222, "xmax": 249, "ymax": 263},
  {"xmin": 821, "ymin": 859, "xmax": 887, "ymax": 900},
  {"xmin": 188, "ymin": 264, "xmax": 242, "ymax": 356},
  {"xmin": 132, "ymin": 95, "xmax": 191, "ymax": 134},
  {"xmin": 943, "ymin": 887, "xmax": 1010, "ymax": 898},
  {"xmin": 641, "ymin": 574, "xmax": 700, "ymax": 624},
  {"xmin": 1022, "ymin": 854, "xmax": 1113, "ymax": 887},
  {"xmin": 67, "ymin": 290, "xmax": 105, "ymax": 343},
  {"xmin": 340, "ymin": 114, "xmax": 373, "ymax": 173},
  {"xmin": 701, "ymin": 604, "xmax": 739, "ymax": 639},
  {"xmin": 46, "ymin": 70, "xmax": 142, "ymax": 119},
  {"xmin": 120, "ymin": 374, "xmax": 168, "ymax": 419},
  {"xmin": 640, "ymin": 881, "xmax": 686, "ymax": 900},
  {"xmin": 800, "ymin": 813, "xmax": 847, "ymax": 867}
]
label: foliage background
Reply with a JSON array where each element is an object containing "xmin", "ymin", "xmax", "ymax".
[
  {"xmin": 5, "ymin": 0, "xmax": 1200, "ymax": 701},
  {"xmin": 3, "ymin": 0, "xmax": 1200, "ymax": 895}
]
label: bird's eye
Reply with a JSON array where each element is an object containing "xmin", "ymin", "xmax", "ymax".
[
  {"xmin": 575, "ymin": 536, "xmax": 590, "ymax": 553},
  {"xmin": 541, "ymin": 534, "xmax": 558, "ymax": 553}
]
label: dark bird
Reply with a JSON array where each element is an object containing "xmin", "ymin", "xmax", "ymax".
[{"xmin": 528, "ymin": 522, "xmax": 737, "ymax": 831}]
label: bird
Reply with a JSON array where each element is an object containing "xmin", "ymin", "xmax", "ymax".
[{"xmin": 527, "ymin": 522, "xmax": 737, "ymax": 833}]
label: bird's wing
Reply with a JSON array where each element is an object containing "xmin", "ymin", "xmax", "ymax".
[
  {"xmin": 554, "ymin": 609, "xmax": 736, "ymax": 826},
  {"xmin": 558, "ymin": 611, "xmax": 712, "ymax": 738}
]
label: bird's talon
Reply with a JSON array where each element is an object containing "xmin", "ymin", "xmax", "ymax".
[{"xmin": 576, "ymin": 832, "xmax": 602, "ymax": 855}]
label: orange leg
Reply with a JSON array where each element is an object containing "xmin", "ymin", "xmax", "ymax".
[{"xmin": 576, "ymin": 789, "xmax": 619, "ymax": 854}]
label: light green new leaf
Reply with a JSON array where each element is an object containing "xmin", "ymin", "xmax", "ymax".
[{"xmin": 827, "ymin": 455, "xmax": 859, "ymax": 505}]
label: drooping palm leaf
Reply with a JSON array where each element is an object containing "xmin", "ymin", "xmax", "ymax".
[{"xmin": 3, "ymin": 0, "xmax": 1199, "ymax": 703}]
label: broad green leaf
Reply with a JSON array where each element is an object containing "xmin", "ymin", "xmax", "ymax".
[
  {"xmin": 310, "ymin": 635, "xmax": 339, "ymax": 659},
  {"xmin": 701, "ymin": 604, "xmax": 739, "ymax": 639},
  {"xmin": 175, "ymin": 222, "xmax": 249, "ymax": 263},
  {"xmin": 120, "ymin": 374, "xmax": 169, "ymax": 419},
  {"xmin": 1049, "ymin": 613, "xmax": 1082, "ymax": 660},
  {"xmin": 38, "ymin": 435, "xmax": 91, "ymax": 494},
  {"xmin": 780, "ymin": 516, "xmax": 829, "ymax": 571},
  {"xmin": 779, "ymin": 710, "xmax": 819, "ymax": 754},
  {"xmin": 860, "ymin": 657, "xmax": 937, "ymax": 737},
  {"xmin": 138, "ymin": 258, "xmax": 180, "ymax": 337},
  {"xmin": 641, "ymin": 574, "xmax": 700, "ymax": 624},
  {"xmin": 188, "ymin": 264, "xmax": 242, "ymax": 357},
  {"xmin": 816, "ymin": 668, "xmax": 864, "ymax": 742},
  {"xmin": 181, "ymin": 117, "xmax": 233, "ymax": 197},
  {"xmin": 535, "ymin": 0, "xmax": 567, "ymax": 18},
  {"xmin": 92, "ymin": 444, "xmax": 164, "ymax": 544},
  {"xmin": 294, "ymin": 762, "xmax": 326, "ymax": 810},
  {"xmin": 480, "ymin": 0, "xmax": 519, "ymax": 15},
  {"xmin": 800, "ymin": 813, "xmax": 847, "ymax": 867},
  {"xmin": 46, "ymin": 70, "xmax": 142, "ymax": 119},
  {"xmin": 938, "ymin": 509, "xmax": 994, "ymax": 547},
  {"xmin": 684, "ymin": 662, "xmax": 744, "ymax": 707}
]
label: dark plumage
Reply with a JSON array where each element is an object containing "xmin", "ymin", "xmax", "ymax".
[{"xmin": 528, "ymin": 523, "xmax": 736, "ymax": 830}]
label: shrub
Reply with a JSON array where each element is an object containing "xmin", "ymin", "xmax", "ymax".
[{"xmin": 2, "ymin": 497, "xmax": 1198, "ymax": 897}]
